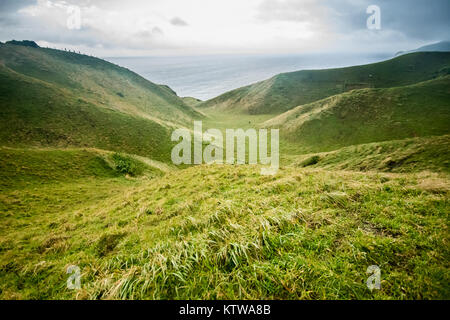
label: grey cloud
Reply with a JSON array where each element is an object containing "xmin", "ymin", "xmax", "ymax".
[
  {"xmin": 170, "ymin": 17, "xmax": 188, "ymax": 27},
  {"xmin": 152, "ymin": 27, "xmax": 164, "ymax": 35},
  {"xmin": 0, "ymin": 0, "xmax": 36, "ymax": 12},
  {"xmin": 135, "ymin": 27, "xmax": 164, "ymax": 39},
  {"xmin": 0, "ymin": 8, "xmax": 109, "ymax": 49},
  {"xmin": 0, "ymin": 0, "xmax": 36, "ymax": 28},
  {"xmin": 1, "ymin": 0, "xmax": 448, "ymax": 55},
  {"xmin": 376, "ymin": 0, "xmax": 450, "ymax": 40},
  {"xmin": 256, "ymin": 0, "xmax": 450, "ymax": 41},
  {"xmin": 0, "ymin": 0, "xmax": 142, "ymax": 50}
]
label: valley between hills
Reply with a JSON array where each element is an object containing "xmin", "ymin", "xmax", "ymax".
[{"xmin": 0, "ymin": 41, "xmax": 448, "ymax": 299}]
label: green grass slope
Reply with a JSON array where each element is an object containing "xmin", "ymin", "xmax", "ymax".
[
  {"xmin": 0, "ymin": 164, "xmax": 448, "ymax": 299},
  {"xmin": 0, "ymin": 42, "xmax": 200, "ymax": 124},
  {"xmin": 265, "ymin": 76, "xmax": 450, "ymax": 152},
  {"xmin": 182, "ymin": 96, "xmax": 203, "ymax": 107},
  {"xmin": 291, "ymin": 135, "xmax": 450, "ymax": 174},
  {"xmin": 0, "ymin": 147, "xmax": 162, "ymax": 190},
  {"xmin": 0, "ymin": 65, "xmax": 177, "ymax": 161},
  {"xmin": 0, "ymin": 42, "xmax": 203, "ymax": 162},
  {"xmin": 199, "ymin": 52, "xmax": 450, "ymax": 114},
  {"xmin": 0, "ymin": 41, "xmax": 448, "ymax": 301}
]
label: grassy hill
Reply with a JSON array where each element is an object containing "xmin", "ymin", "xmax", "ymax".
[
  {"xmin": 265, "ymin": 76, "xmax": 450, "ymax": 152},
  {"xmin": 0, "ymin": 147, "xmax": 164, "ymax": 191},
  {"xmin": 291, "ymin": 135, "xmax": 450, "ymax": 174},
  {"xmin": 0, "ymin": 42, "xmax": 202, "ymax": 162},
  {"xmin": 0, "ymin": 42, "xmax": 200, "ymax": 124},
  {"xmin": 199, "ymin": 52, "xmax": 450, "ymax": 115}
]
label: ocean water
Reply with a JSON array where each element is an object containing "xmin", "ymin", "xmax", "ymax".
[{"xmin": 105, "ymin": 53, "xmax": 391, "ymax": 101}]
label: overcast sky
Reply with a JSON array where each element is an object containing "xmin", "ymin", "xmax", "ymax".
[{"xmin": 0, "ymin": 0, "xmax": 448, "ymax": 56}]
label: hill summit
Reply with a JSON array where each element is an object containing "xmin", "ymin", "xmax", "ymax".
[{"xmin": 5, "ymin": 40, "xmax": 39, "ymax": 48}]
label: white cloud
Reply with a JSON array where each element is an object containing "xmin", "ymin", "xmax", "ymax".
[{"xmin": 1, "ymin": 0, "xmax": 448, "ymax": 56}]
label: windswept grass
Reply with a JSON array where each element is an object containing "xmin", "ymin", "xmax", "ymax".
[{"xmin": 1, "ymin": 162, "xmax": 448, "ymax": 299}]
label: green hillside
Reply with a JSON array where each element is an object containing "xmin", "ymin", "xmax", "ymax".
[
  {"xmin": 200, "ymin": 52, "xmax": 450, "ymax": 114},
  {"xmin": 0, "ymin": 147, "xmax": 163, "ymax": 190},
  {"xmin": 0, "ymin": 65, "xmax": 176, "ymax": 161},
  {"xmin": 0, "ymin": 42, "xmax": 202, "ymax": 161},
  {"xmin": 291, "ymin": 135, "xmax": 450, "ymax": 173},
  {"xmin": 265, "ymin": 76, "xmax": 450, "ymax": 152},
  {"xmin": 0, "ymin": 42, "xmax": 200, "ymax": 124},
  {"xmin": 182, "ymin": 96, "xmax": 203, "ymax": 107}
]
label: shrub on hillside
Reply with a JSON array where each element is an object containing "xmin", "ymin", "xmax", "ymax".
[{"xmin": 111, "ymin": 153, "xmax": 142, "ymax": 176}]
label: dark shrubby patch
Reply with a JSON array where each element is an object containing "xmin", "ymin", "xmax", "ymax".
[
  {"xmin": 6, "ymin": 40, "xmax": 39, "ymax": 48},
  {"xmin": 95, "ymin": 233, "xmax": 125, "ymax": 257},
  {"xmin": 300, "ymin": 155, "xmax": 321, "ymax": 167},
  {"xmin": 111, "ymin": 153, "xmax": 143, "ymax": 176}
]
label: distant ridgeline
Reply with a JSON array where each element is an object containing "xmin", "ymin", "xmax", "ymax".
[{"xmin": 395, "ymin": 41, "xmax": 450, "ymax": 57}]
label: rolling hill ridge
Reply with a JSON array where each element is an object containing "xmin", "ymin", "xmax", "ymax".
[
  {"xmin": 200, "ymin": 52, "xmax": 450, "ymax": 115},
  {"xmin": 0, "ymin": 41, "xmax": 200, "ymax": 124},
  {"xmin": 395, "ymin": 41, "xmax": 450, "ymax": 57},
  {"xmin": 265, "ymin": 76, "xmax": 450, "ymax": 152},
  {"xmin": 0, "ymin": 41, "xmax": 202, "ymax": 162}
]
